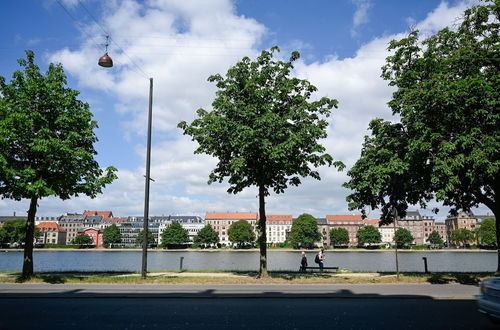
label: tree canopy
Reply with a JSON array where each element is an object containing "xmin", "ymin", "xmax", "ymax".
[
  {"xmin": 178, "ymin": 47, "xmax": 342, "ymax": 276},
  {"xmin": 394, "ymin": 228, "xmax": 413, "ymax": 247},
  {"xmin": 427, "ymin": 230, "xmax": 444, "ymax": 248},
  {"xmin": 72, "ymin": 233, "xmax": 93, "ymax": 246},
  {"xmin": 228, "ymin": 220, "xmax": 255, "ymax": 248},
  {"xmin": 357, "ymin": 225, "xmax": 382, "ymax": 246},
  {"xmin": 289, "ymin": 213, "xmax": 321, "ymax": 249},
  {"xmin": 102, "ymin": 224, "xmax": 122, "ymax": 248},
  {"xmin": 0, "ymin": 219, "xmax": 39, "ymax": 246},
  {"xmin": 136, "ymin": 230, "xmax": 155, "ymax": 247},
  {"xmin": 344, "ymin": 1, "xmax": 499, "ymax": 271},
  {"xmin": 0, "ymin": 51, "xmax": 117, "ymax": 278},
  {"xmin": 329, "ymin": 227, "xmax": 350, "ymax": 246},
  {"xmin": 194, "ymin": 224, "xmax": 219, "ymax": 247},
  {"xmin": 451, "ymin": 228, "xmax": 475, "ymax": 247},
  {"xmin": 478, "ymin": 218, "xmax": 497, "ymax": 247},
  {"xmin": 161, "ymin": 222, "xmax": 189, "ymax": 248}
]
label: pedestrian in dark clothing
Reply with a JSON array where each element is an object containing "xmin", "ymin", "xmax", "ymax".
[{"xmin": 300, "ymin": 251, "xmax": 308, "ymax": 271}]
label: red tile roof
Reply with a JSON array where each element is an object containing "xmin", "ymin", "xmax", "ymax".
[
  {"xmin": 37, "ymin": 222, "xmax": 66, "ymax": 232},
  {"xmin": 326, "ymin": 215, "xmax": 363, "ymax": 221},
  {"xmin": 205, "ymin": 212, "xmax": 258, "ymax": 220},
  {"xmin": 83, "ymin": 210, "xmax": 113, "ymax": 219},
  {"xmin": 267, "ymin": 215, "xmax": 293, "ymax": 221},
  {"xmin": 363, "ymin": 219, "xmax": 380, "ymax": 226}
]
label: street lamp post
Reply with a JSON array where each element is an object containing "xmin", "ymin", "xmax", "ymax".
[
  {"xmin": 141, "ymin": 77, "xmax": 153, "ymax": 279},
  {"xmin": 98, "ymin": 48, "xmax": 153, "ymax": 279}
]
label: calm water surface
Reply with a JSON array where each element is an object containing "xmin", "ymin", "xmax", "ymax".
[{"xmin": 0, "ymin": 250, "xmax": 496, "ymax": 273}]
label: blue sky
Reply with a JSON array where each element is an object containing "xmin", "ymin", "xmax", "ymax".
[{"xmin": 0, "ymin": 0, "xmax": 490, "ymax": 220}]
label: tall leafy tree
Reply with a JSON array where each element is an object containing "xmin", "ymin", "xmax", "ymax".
[
  {"xmin": 161, "ymin": 222, "xmax": 189, "ymax": 248},
  {"xmin": 0, "ymin": 219, "xmax": 40, "ymax": 246},
  {"xmin": 102, "ymin": 224, "xmax": 122, "ymax": 248},
  {"xmin": 344, "ymin": 2, "xmax": 499, "ymax": 271},
  {"xmin": 329, "ymin": 227, "xmax": 350, "ymax": 247},
  {"xmin": 194, "ymin": 224, "xmax": 219, "ymax": 248},
  {"xmin": 72, "ymin": 233, "xmax": 93, "ymax": 246},
  {"xmin": 136, "ymin": 230, "xmax": 155, "ymax": 247},
  {"xmin": 451, "ymin": 228, "xmax": 475, "ymax": 248},
  {"xmin": 356, "ymin": 225, "xmax": 382, "ymax": 246},
  {"xmin": 478, "ymin": 218, "xmax": 497, "ymax": 247},
  {"xmin": 0, "ymin": 51, "xmax": 117, "ymax": 278},
  {"xmin": 289, "ymin": 213, "xmax": 321, "ymax": 249},
  {"xmin": 394, "ymin": 228, "xmax": 413, "ymax": 248},
  {"xmin": 228, "ymin": 220, "xmax": 255, "ymax": 248},
  {"xmin": 178, "ymin": 47, "xmax": 342, "ymax": 277},
  {"xmin": 427, "ymin": 231, "xmax": 444, "ymax": 248}
]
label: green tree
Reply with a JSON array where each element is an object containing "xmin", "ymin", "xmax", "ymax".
[
  {"xmin": 329, "ymin": 227, "xmax": 350, "ymax": 247},
  {"xmin": 0, "ymin": 219, "xmax": 40, "ymax": 246},
  {"xmin": 102, "ymin": 224, "xmax": 122, "ymax": 248},
  {"xmin": 72, "ymin": 233, "xmax": 93, "ymax": 246},
  {"xmin": 0, "ymin": 51, "xmax": 117, "ymax": 278},
  {"xmin": 394, "ymin": 227, "xmax": 413, "ymax": 248},
  {"xmin": 344, "ymin": 2, "xmax": 500, "ymax": 272},
  {"xmin": 289, "ymin": 213, "xmax": 321, "ymax": 249},
  {"xmin": 427, "ymin": 230, "xmax": 444, "ymax": 248},
  {"xmin": 135, "ymin": 230, "xmax": 155, "ymax": 247},
  {"xmin": 451, "ymin": 228, "xmax": 475, "ymax": 248},
  {"xmin": 478, "ymin": 218, "xmax": 497, "ymax": 247},
  {"xmin": 194, "ymin": 224, "xmax": 219, "ymax": 248},
  {"xmin": 356, "ymin": 225, "xmax": 382, "ymax": 246},
  {"xmin": 161, "ymin": 222, "xmax": 189, "ymax": 248},
  {"xmin": 228, "ymin": 220, "xmax": 255, "ymax": 248},
  {"xmin": 0, "ymin": 227, "xmax": 7, "ymax": 245},
  {"xmin": 178, "ymin": 47, "xmax": 342, "ymax": 277}
]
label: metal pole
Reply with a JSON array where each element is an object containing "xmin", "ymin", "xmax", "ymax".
[
  {"xmin": 141, "ymin": 77, "xmax": 153, "ymax": 279},
  {"xmin": 393, "ymin": 207, "xmax": 399, "ymax": 280}
]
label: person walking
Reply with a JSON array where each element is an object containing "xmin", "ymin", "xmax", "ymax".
[
  {"xmin": 300, "ymin": 251, "xmax": 308, "ymax": 271},
  {"xmin": 318, "ymin": 248, "xmax": 325, "ymax": 271}
]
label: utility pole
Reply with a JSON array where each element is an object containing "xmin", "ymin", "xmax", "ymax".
[
  {"xmin": 393, "ymin": 207, "xmax": 399, "ymax": 280},
  {"xmin": 141, "ymin": 77, "xmax": 153, "ymax": 279}
]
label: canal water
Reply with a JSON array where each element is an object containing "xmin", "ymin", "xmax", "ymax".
[{"xmin": 0, "ymin": 250, "xmax": 496, "ymax": 273}]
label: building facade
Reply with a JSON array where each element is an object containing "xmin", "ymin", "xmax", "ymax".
[
  {"xmin": 80, "ymin": 227, "xmax": 103, "ymax": 248},
  {"xmin": 326, "ymin": 215, "xmax": 364, "ymax": 246},
  {"xmin": 205, "ymin": 212, "xmax": 258, "ymax": 246},
  {"xmin": 36, "ymin": 222, "xmax": 67, "ymax": 245},
  {"xmin": 266, "ymin": 215, "xmax": 293, "ymax": 244}
]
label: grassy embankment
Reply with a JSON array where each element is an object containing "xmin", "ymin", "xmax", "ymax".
[{"xmin": 0, "ymin": 270, "xmax": 493, "ymax": 285}]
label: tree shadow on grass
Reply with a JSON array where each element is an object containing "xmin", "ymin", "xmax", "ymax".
[{"xmin": 427, "ymin": 273, "xmax": 483, "ymax": 285}]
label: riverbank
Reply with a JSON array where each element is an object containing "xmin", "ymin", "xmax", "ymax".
[{"xmin": 0, "ymin": 270, "xmax": 493, "ymax": 285}]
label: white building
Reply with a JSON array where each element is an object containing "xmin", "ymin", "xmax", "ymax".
[
  {"xmin": 205, "ymin": 212, "xmax": 258, "ymax": 246},
  {"xmin": 157, "ymin": 216, "xmax": 204, "ymax": 246},
  {"xmin": 266, "ymin": 215, "xmax": 293, "ymax": 244}
]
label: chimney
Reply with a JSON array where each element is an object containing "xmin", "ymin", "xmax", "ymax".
[{"xmin": 13, "ymin": 211, "xmax": 16, "ymax": 217}]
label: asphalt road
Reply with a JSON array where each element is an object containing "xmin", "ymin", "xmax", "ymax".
[{"xmin": 0, "ymin": 284, "xmax": 495, "ymax": 329}]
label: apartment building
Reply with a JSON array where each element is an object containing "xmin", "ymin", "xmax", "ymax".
[
  {"xmin": 325, "ymin": 215, "xmax": 364, "ymax": 246},
  {"xmin": 266, "ymin": 215, "xmax": 293, "ymax": 244},
  {"xmin": 157, "ymin": 215, "xmax": 204, "ymax": 245},
  {"xmin": 58, "ymin": 213, "xmax": 103, "ymax": 244},
  {"xmin": 445, "ymin": 211, "xmax": 477, "ymax": 244},
  {"xmin": 36, "ymin": 222, "xmax": 67, "ymax": 245},
  {"xmin": 205, "ymin": 212, "xmax": 258, "ymax": 245},
  {"xmin": 80, "ymin": 227, "xmax": 103, "ymax": 248}
]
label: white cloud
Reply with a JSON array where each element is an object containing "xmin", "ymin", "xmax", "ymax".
[{"xmin": 350, "ymin": 0, "xmax": 373, "ymax": 37}]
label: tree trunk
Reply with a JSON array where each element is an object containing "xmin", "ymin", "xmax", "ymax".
[
  {"xmin": 258, "ymin": 185, "xmax": 269, "ymax": 278},
  {"xmin": 22, "ymin": 196, "xmax": 38, "ymax": 279},
  {"xmin": 494, "ymin": 202, "xmax": 500, "ymax": 275}
]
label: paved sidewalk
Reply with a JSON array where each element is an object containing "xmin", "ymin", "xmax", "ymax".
[{"xmin": 0, "ymin": 283, "xmax": 479, "ymax": 299}]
